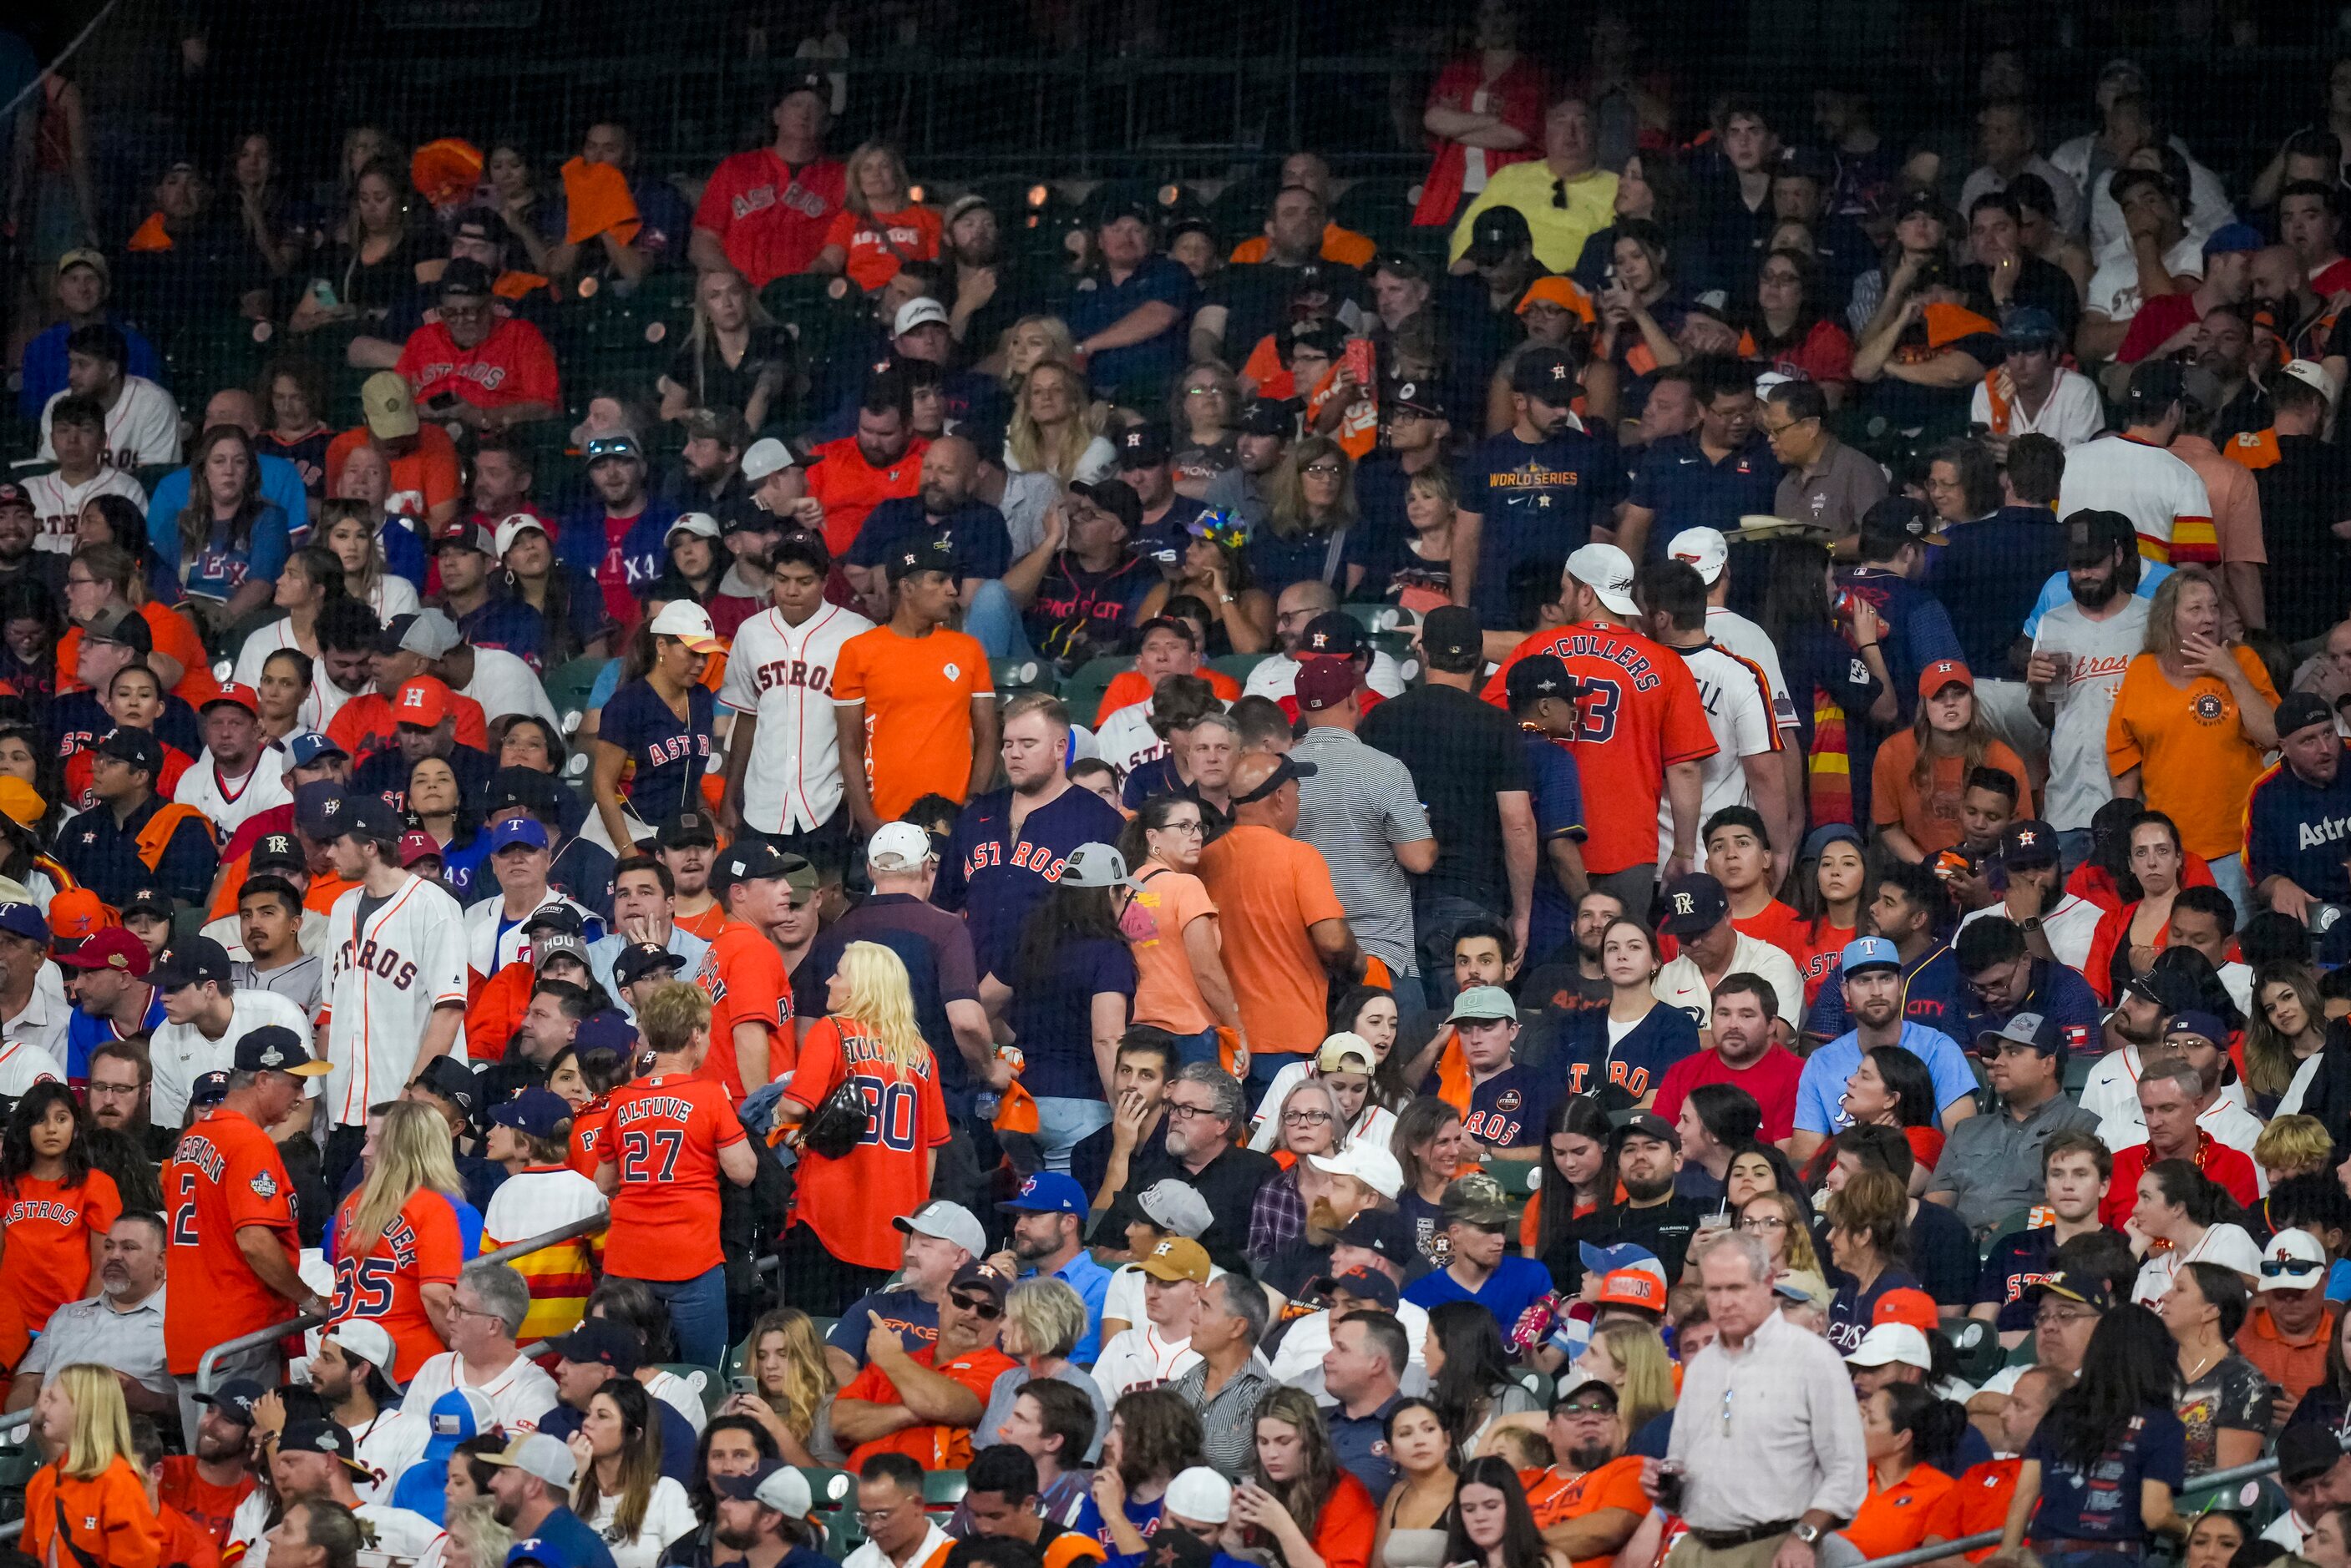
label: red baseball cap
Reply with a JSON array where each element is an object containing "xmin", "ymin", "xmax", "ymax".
[
  {"xmin": 398, "ymin": 830, "xmax": 443, "ymax": 868},
  {"xmin": 394, "ymin": 676, "xmax": 453, "ymax": 729},
  {"xmin": 202, "ymin": 684, "xmax": 261, "ymax": 717},
  {"xmin": 1917, "ymin": 659, "xmax": 1974, "ymax": 700},
  {"xmin": 1871, "ymin": 1287, "xmax": 1941, "ymax": 1333},
  {"xmin": 55, "ymin": 926, "xmax": 151, "ymax": 977},
  {"xmin": 1295, "ymin": 657, "xmax": 1357, "ymax": 712}
]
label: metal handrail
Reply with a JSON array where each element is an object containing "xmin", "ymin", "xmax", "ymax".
[
  {"xmin": 1863, "ymin": 1447, "xmax": 2298, "ymax": 1568},
  {"xmin": 195, "ymin": 1212, "xmax": 611, "ymax": 1395}
]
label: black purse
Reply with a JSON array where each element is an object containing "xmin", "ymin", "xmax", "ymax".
[{"xmin": 799, "ymin": 1056, "xmax": 872, "ymax": 1161}]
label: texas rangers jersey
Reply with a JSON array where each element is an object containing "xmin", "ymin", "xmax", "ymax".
[
  {"xmin": 148, "ymin": 989, "xmax": 315, "ymax": 1126},
  {"xmin": 323, "ymin": 873, "xmax": 469, "ymax": 1125},
  {"xmin": 717, "ymin": 601, "xmax": 874, "ymax": 833},
  {"xmin": 173, "ymin": 747, "xmax": 291, "ymax": 837},
  {"xmin": 1655, "ymin": 640, "xmax": 1783, "ymax": 863}
]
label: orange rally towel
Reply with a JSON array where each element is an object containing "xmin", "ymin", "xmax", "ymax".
[
  {"xmin": 563, "ymin": 157, "xmax": 642, "ymax": 245},
  {"xmin": 127, "ymin": 213, "xmax": 173, "ymax": 252}
]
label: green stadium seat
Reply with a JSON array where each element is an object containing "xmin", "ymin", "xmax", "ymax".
[
  {"xmin": 1340, "ymin": 603, "xmax": 1416, "ymax": 634},
  {"xmin": 656, "ymin": 1363, "xmax": 727, "ymax": 1417},
  {"xmin": 993, "ymin": 655, "xmax": 1054, "ymax": 695},
  {"xmin": 923, "ymin": 1470, "xmax": 968, "ymax": 1506},
  {"xmin": 1513, "ymin": 1368, "xmax": 1554, "ymax": 1407},
  {"xmin": 1208, "ymin": 178, "xmax": 1281, "ymax": 241},
  {"xmin": 1208, "ymin": 651, "xmax": 1269, "ymax": 685},
  {"xmin": 543, "ymin": 655, "xmax": 611, "ymax": 736},
  {"xmin": 1058, "ymin": 654, "xmax": 1128, "ymax": 726},
  {"xmin": 1942, "ymin": 1318, "xmax": 2005, "ymax": 1383},
  {"xmin": 1487, "ymin": 1159, "xmax": 1540, "ymax": 1199},
  {"xmin": 2061, "ymin": 1052, "xmax": 2096, "ymax": 1096}
]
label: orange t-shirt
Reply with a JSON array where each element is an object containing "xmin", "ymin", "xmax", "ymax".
[
  {"xmin": 671, "ymin": 902, "xmax": 731, "ymax": 943},
  {"xmin": 1868, "ymin": 733, "xmax": 2035, "ymax": 857},
  {"xmin": 1197, "ymin": 824, "xmax": 1348, "ymax": 1055},
  {"xmin": 0, "ymin": 1169, "xmax": 121, "ymax": 1363},
  {"xmin": 784, "ymin": 1017, "xmax": 952, "ymax": 1271},
  {"xmin": 329, "ymin": 1187, "xmax": 464, "ymax": 1381},
  {"xmin": 823, "ymin": 204, "xmax": 944, "ymax": 292},
  {"xmin": 57, "ymin": 601, "xmax": 215, "ymax": 705},
  {"xmin": 159, "ymin": 1505, "xmax": 220, "ymax": 1568},
  {"xmin": 1837, "ymin": 1465, "xmax": 1958, "ymax": 1560},
  {"xmin": 702, "ymin": 923, "xmax": 796, "ymax": 1095},
  {"xmin": 207, "ymin": 853, "xmax": 352, "ymax": 922},
  {"xmin": 1299, "ymin": 1471, "xmax": 1379, "ymax": 1568},
  {"xmin": 1095, "ymin": 665, "xmax": 1242, "ymax": 725},
  {"xmin": 832, "ymin": 625, "xmax": 993, "ymax": 819},
  {"xmin": 1229, "ymin": 223, "xmax": 1378, "ymax": 270},
  {"xmin": 465, "ymin": 960, "xmax": 534, "ymax": 1044},
  {"xmin": 806, "ymin": 434, "xmax": 928, "ymax": 556},
  {"xmin": 323, "ymin": 423, "xmax": 464, "ymax": 522},
  {"xmin": 162, "ymin": 1106, "xmax": 301, "ymax": 1375},
  {"xmin": 327, "ymin": 689, "xmax": 490, "ymax": 766},
  {"xmin": 2105, "ymin": 646, "xmax": 2283, "ymax": 861},
  {"xmin": 839, "ymin": 1341, "xmax": 1018, "ymax": 1469},
  {"xmin": 1125, "ymin": 864, "xmax": 1219, "ymax": 1035},
  {"xmin": 1524, "ymin": 1455, "xmax": 1649, "ymax": 1568},
  {"xmin": 1925, "ymin": 1459, "xmax": 2020, "ymax": 1563},
  {"xmin": 1730, "ymin": 899, "xmax": 1811, "ymax": 963},
  {"xmin": 598, "ymin": 1071, "xmax": 747, "ymax": 1280},
  {"xmin": 158, "ymin": 1458, "xmax": 253, "ymax": 1549}
]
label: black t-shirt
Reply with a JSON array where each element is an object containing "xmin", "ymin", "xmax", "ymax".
[
  {"xmin": 1955, "ymin": 256, "xmax": 2082, "ymax": 350},
  {"xmin": 2257, "ymin": 434, "xmax": 2351, "ymax": 644},
  {"xmin": 1359, "ymin": 684, "xmax": 1530, "ymax": 910},
  {"xmin": 1543, "ymin": 1197, "xmax": 1700, "ymax": 1295},
  {"xmin": 1209, "ymin": 261, "xmax": 1364, "ymax": 364},
  {"xmin": 1911, "ymin": 1191, "xmax": 1983, "ymax": 1308},
  {"xmin": 663, "ymin": 323, "xmax": 793, "ymax": 424}
]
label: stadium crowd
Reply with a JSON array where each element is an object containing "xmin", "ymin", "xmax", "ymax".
[{"xmin": 22, "ymin": 9, "xmax": 2351, "ymax": 1568}]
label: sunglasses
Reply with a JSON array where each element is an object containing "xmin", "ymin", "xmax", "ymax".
[
  {"xmin": 950, "ymin": 1292, "xmax": 1004, "ymax": 1318},
  {"xmin": 2261, "ymin": 1257, "xmax": 2323, "ymax": 1278}
]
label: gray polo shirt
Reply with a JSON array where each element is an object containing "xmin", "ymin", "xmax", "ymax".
[
  {"xmin": 20, "ymin": 1285, "xmax": 170, "ymax": 1397},
  {"xmin": 1773, "ymin": 438, "xmax": 1888, "ymax": 539},
  {"xmin": 1292, "ymin": 726, "xmax": 1434, "ymax": 974},
  {"xmin": 1923, "ymin": 1090, "xmax": 2102, "ymax": 1237}
]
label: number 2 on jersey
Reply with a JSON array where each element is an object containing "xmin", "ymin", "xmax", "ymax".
[{"xmin": 621, "ymin": 1127, "xmax": 684, "ymax": 1181}]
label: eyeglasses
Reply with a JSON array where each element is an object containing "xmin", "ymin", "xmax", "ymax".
[
  {"xmin": 1759, "ymin": 269, "xmax": 1803, "ymax": 286},
  {"xmin": 1284, "ymin": 1109, "xmax": 1334, "ymax": 1126},
  {"xmin": 1737, "ymin": 1215, "xmax": 1786, "ymax": 1232},
  {"xmin": 1556, "ymin": 1401, "xmax": 1616, "ymax": 1418},
  {"xmin": 949, "ymin": 1292, "xmax": 1004, "ymax": 1318},
  {"xmin": 1301, "ymin": 463, "xmax": 1344, "ymax": 478},
  {"xmin": 1158, "ymin": 819, "xmax": 1205, "ymax": 836},
  {"xmin": 854, "ymin": 1505, "xmax": 909, "ymax": 1525},
  {"xmin": 1185, "ymin": 385, "xmax": 1228, "ymax": 398},
  {"xmin": 2034, "ymin": 1305, "xmax": 2100, "ymax": 1328},
  {"xmin": 1165, "ymin": 1100, "xmax": 1218, "ymax": 1120}
]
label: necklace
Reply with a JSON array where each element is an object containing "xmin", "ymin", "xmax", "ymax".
[{"xmin": 2179, "ymin": 1343, "xmax": 2222, "ymax": 1383}]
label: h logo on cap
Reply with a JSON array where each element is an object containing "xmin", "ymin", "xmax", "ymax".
[
  {"xmin": 1551, "ymin": 362, "xmax": 1568, "ymax": 381},
  {"xmin": 1153, "ymin": 1240, "xmax": 1175, "ymax": 1257},
  {"xmin": 400, "ymin": 688, "xmax": 427, "ymax": 710}
]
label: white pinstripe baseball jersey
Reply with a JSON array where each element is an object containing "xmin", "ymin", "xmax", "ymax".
[
  {"xmin": 717, "ymin": 600, "xmax": 874, "ymax": 834},
  {"xmin": 323, "ymin": 873, "xmax": 469, "ymax": 1125}
]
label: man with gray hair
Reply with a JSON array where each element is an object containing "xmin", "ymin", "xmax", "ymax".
[
  {"xmin": 393, "ymin": 1261, "xmax": 560, "ymax": 1433},
  {"xmin": 1103, "ymin": 1062, "xmax": 1278, "ymax": 1272},
  {"xmin": 1647, "ymin": 1231, "xmax": 1866, "ymax": 1568},
  {"xmin": 1169, "ymin": 1272, "xmax": 1274, "ymax": 1474}
]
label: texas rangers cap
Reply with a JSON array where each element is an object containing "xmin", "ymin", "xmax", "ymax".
[
  {"xmin": 0, "ymin": 902, "xmax": 44, "ymax": 943},
  {"xmin": 149, "ymin": 936, "xmax": 234, "ymax": 991},
  {"xmin": 236, "ymin": 1024, "xmax": 328, "ymax": 1076},
  {"xmin": 1656, "ymin": 873, "xmax": 1730, "ymax": 936},
  {"xmin": 1841, "ymin": 935, "xmax": 1901, "ymax": 974},
  {"xmin": 285, "ymin": 732, "xmax": 347, "ymax": 771},
  {"xmin": 488, "ymin": 817, "xmax": 550, "ymax": 853},
  {"xmin": 55, "ymin": 927, "xmax": 150, "ymax": 977},
  {"xmin": 399, "ymin": 830, "xmax": 443, "ymax": 868},
  {"xmin": 613, "ymin": 942, "xmax": 686, "ymax": 988},
  {"xmin": 1000, "ymin": 1171, "xmax": 1088, "ymax": 1216}
]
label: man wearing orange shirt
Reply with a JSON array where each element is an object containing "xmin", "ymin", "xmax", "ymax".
[
  {"xmin": 1227, "ymin": 154, "xmax": 1377, "ymax": 268},
  {"xmin": 161, "ymin": 1026, "xmax": 331, "ymax": 1443},
  {"xmin": 697, "ymin": 842, "xmax": 815, "ymax": 1095},
  {"xmin": 1523, "ymin": 1375, "xmax": 1648, "ymax": 1568},
  {"xmin": 808, "ymin": 369, "xmax": 927, "ymax": 557},
  {"xmin": 833, "ymin": 1262, "xmax": 1018, "ymax": 1471},
  {"xmin": 322, "ymin": 374, "xmax": 464, "ymax": 533},
  {"xmin": 833, "ymin": 538, "xmax": 997, "ymax": 832},
  {"xmin": 327, "ymin": 661, "xmax": 487, "ymax": 770}
]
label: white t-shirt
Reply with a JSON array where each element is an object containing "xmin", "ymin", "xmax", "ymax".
[
  {"xmin": 581, "ymin": 1474, "xmax": 698, "ymax": 1568},
  {"xmin": 643, "ymin": 1368, "xmax": 709, "ymax": 1434},
  {"xmin": 0, "ymin": 1038, "xmax": 65, "ymax": 1098},
  {"xmin": 1102, "ymin": 1262, "xmax": 1226, "ymax": 1332},
  {"xmin": 2079, "ymin": 1042, "xmax": 2254, "ymax": 1136},
  {"xmin": 1955, "ymin": 893, "xmax": 2104, "ymax": 973},
  {"xmin": 1968, "ymin": 367, "xmax": 2106, "ymax": 448},
  {"xmin": 716, "ymin": 602, "xmax": 876, "ymax": 834},
  {"xmin": 175, "ymin": 746, "xmax": 292, "ymax": 837},
  {"xmin": 2084, "ymin": 232, "xmax": 2208, "ymax": 324},
  {"xmin": 459, "ymin": 646, "xmax": 560, "ymax": 728},
  {"xmin": 1656, "ymin": 640, "xmax": 1780, "ymax": 864},
  {"xmin": 2030, "ymin": 596, "xmax": 2151, "ymax": 831},
  {"xmin": 38, "ymin": 376, "xmax": 181, "ymax": 469},
  {"xmin": 147, "ymin": 989, "xmax": 315, "ymax": 1126},
  {"xmin": 1091, "ymin": 1323, "xmax": 1201, "ymax": 1398},
  {"xmin": 2055, "ymin": 433, "xmax": 2211, "ymax": 565},
  {"xmin": 1265, "ymin": 1301, "xmax": 1431, "ymax": 1399},
  {"xmin": 1653, "ymin": 931, "xmax": 1806, "ymax": 1030},
  {"xmin": 1705, "ymin": 607, "xmax": 1796, "ymax": 733},
  {"xmin": 1244, "ymin": 650, "xmax": 1407, "ymax": 703},
  {"xmin": 398, "ymin": 1348, "xmax": 560, "ymax": 1432},
  {"xmin": 233, "ymin": 621, "xmax": 347, "ymax": 731},
  {"xmin": 23, "ymin": 466, "xmax": 144, "ymax": 553}
]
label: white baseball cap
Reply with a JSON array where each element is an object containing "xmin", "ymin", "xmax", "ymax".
[
  {"xmin": 322, "ymin": 1319, "xmax": 398, "ymax": 1378},
  {"xmin": 493, "ymin": 513, "xmax": 550, "ymax": 558},
  {"xmin": 1165, "ymin": 1467, "xmax": 1234, "ymax": 1525},
  {"xmin": 742, "ymin": 437, "xmax": 798, "ymax": 482},
  {"xmin": 666, "ymin": 512, "xmax": 722, "ymax": 544},
  {"xmin": 867, "ymin": 821, "xmax": 936, "ymax": 873},
  {"xmin": 1666, "ymin": 527, "xmax": 1728, "ymax": 585},
  {"xmin": 894, "ymin": 297, "xmax": 951, "ymax": 336},
  {"xmin": 1315, "ymin": 1032, "xmax": 1377, "ymax": 1073},
  {"xmin": 1137, "ymin": 1178, "xmax": 1215, "ymax": 1237},
  {"xmin": 645, "ymin": 600, "xmax": 726, "ymax": 655},
  {"xmin": 2260, "ymin": 1228, "xmax": 2329, "ymax": 1292},
  {"xmin": 1565, "ymin": 542, "xmax": 1639, "ymax": 618},
  {"xmin": 1307, "ymin": 1141, "xmax": 1405, "ymax": 1201},
  {"xmin": 484, "ymin": 1430, "xmax": 575, "ymax": 1490},
  {"xmin": 2283, "ymin": 358, "xmax": 2338, "ymax": 406},
  {"xmin": 1844, "ymin": 1323, "xmax": 1933, "ymax": 1371},
  {"xmin": 893, "ymin": 1198, "xmax": 986, "ymax": 1258}
]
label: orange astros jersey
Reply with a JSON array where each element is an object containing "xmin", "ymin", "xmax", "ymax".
[
  {"xmin": 783, "ymin": 1018, "xmax": 951, "ymax": 1272},
  {"xmin": 162, "ymin": 1107, "xmax": 301, "ymax": 1375},
  {"xmin": 598, "ymin": 1073, "xmax": 747, "ymax": 1281},
  {"xmin": 1482, "ymin": 620, "xmax": 1719, "ymax": 877},
  {"xmin": 329, "ymin": 1188, "xmax": 464, "ymax": 1381}
]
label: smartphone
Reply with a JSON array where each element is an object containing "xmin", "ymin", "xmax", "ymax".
[
  {"xmin": 308, "ymin": 278, "xmax": 339, "ymax": 309},
  {"xmin": 731, "ymin": 1375, "xmax": 757, "ymax": 1396}
]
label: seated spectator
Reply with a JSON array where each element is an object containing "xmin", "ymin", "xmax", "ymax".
[
  {"xmin": 1228, "ymin": 1385, "xmax": 1381, "ymax": 1564},
  {"xmin": 845, "ymin": 1452, "xmax": 956, "ymax": 1568},
  {"xmin": 815, "ymin": 143, "xmax": 942, "ymax": 293},
  {"xmin": 401, "ymin": 1261, "xmax": 562, "ymax": 1434},
  {"xmin": 2, "ymin": 1210, "xmax": 170, "ymax": 1422},
  {"xmin": 35, "ymin": 323, "xmax": 180, "ymax": 472}
]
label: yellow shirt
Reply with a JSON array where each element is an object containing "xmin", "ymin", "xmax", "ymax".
[{"xmin": 1448, "ymin": 162, "xmax": 1619, "ymax": 274}]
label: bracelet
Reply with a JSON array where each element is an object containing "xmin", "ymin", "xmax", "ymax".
[{"xmin": 1856, "ymin": 640, "xmax": 1879, "ymax": 651}]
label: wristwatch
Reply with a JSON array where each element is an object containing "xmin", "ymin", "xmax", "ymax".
[{"xmin": 1791, "ymin": 1524, "xmax": 1823, "ymax": 1547}]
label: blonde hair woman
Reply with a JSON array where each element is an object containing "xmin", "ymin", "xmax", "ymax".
[
  {"xmin": 776, "ymin": 941, "xmax": 952, "ymax": 1312},
  {"xmin": 721, "ymin": 1307, "xmax": 838, "ymax": 1467},
  {"xmin": 23, "ymin": 1363, "xmax": 164, "ymax": 1566},
  {"xmin": 814, "ymin": 142, "xmax": 940, "ymax": 292},
  {"xmin": 444, "ymin": 1497, "xmax": 514, "ymax": 1568},
  {"xmin": 656, "ymin": 270, "xmax": 788, "ymax": 431},
  {"xmin": 331, "ymin": 1100, "xmax": 467, "ymax": 1381},
  {"xmin": 1254, "ymin": 436, "xmax": 1363, "ymax": 596},
  {"xmin": 1006, "ymin": 360, "xmax": 1115, "ymax": 484},
  {"xmin": 979, "ymin": 1278, "xmax": 1104, "ymax": 1447},
  {"xmin": 1000, "ymin": 316, "xmax": 1077, "ymax": 387}
]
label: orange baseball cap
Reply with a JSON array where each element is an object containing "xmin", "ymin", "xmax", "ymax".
[
  {"xmin": 202, "ymin": 684, "xmax": 261, "ymax": 717},
  {"xmin": 1917, "ymin": 659, "xmax": 1974, "ymax": 700},
  {"xmin": 1597, "ymin": 1268, "xmax": 1666, "ymax": 1314},
  {"xmin": 1871, "ymin": 1287, "xmax": 1942, "ymax": 1333},
  {"xmin": 394, "ymin": 677, "xmax": 453, "ymax": 729},
  {"xmin": 410, "ymin": 139, "xmax": 484, "ymax": 208},
  {"xmin": 47, "ymin": 888, "xmax": 116, "ymax": 945},
  {"xmin": 1516, "ymin": 276, "xmax": 1595, "ymax": 321}
]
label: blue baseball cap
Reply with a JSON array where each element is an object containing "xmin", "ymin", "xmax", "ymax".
[
  {"xmin": 2203, "ymin": 222, "xmax": 2265, "ymax": 257},
  {"xmin": 1841, "ymin": 936, "xmax": 1901, "ymax": 975},
  {"xmin": 489, "ymin": 1087, "xmax": 572, "ymax": 1141},
  {"xmin": 508, "ymin": 1540, "xmax": 575, "ymax": 1568},
  {"xmin": 1799, "ymin": 822, "xmax": 1864, "ymax": 862},
  {"xmin": 488, "ymin": 817, "xmax": 550, "ymax": 852},
  {"xmin": 999, "ymin": 1171, "xmax": 1087, "ymax": 1215},
  {"xmin": 285, "ymin": 731, "xmax": 347, "ymax": 770},
  {"xmin": 0, "ymin": 902, "xmax": 44, "ymax": 943},
  {"xmin": 1578, "ymin": 1241, "xmax": 1660, "ymax": 1278},
  {"xmin": 573, "ymin": 1011, "xmax": 638, "ymax": 1055}
]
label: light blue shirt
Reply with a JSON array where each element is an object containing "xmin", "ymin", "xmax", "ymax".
[
  {"xmin": 2020, "ymin": 560, "xmax": 2171, "ymax": 639},
  {"xmin": 1794, "ymin": 1020, "xmax": 1979, "ymax": 1136},
  {"xmin": 585, "ymin": 926, "xmax": 712, "ymax": 1019},
  {"xmin": 146, "ymin": 454, "xmax": 311, "ymax": 567},
  {"xmin": 1026, "ymin": 1247, "xmax": 1115, "ymax": 1365}
]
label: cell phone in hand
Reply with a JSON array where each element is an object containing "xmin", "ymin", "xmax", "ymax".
[{"xmin": 731, "ymin": 1375, "xmax": 757, "ymax": 1396}]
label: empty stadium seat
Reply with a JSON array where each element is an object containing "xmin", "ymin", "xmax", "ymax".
[
  {"xmin": 656, "ymin": 1363, "xmax": 726, "ymax": 1417},
  {"xmin": 1058, "ymin": 654, "xmax": 1128, "ymax": 725}
]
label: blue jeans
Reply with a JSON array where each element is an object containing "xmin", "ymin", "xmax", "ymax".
[
  {"xmin": 1033, "ymin": 1095, "xmax": 1113, "ymax": 1173},
  {"xmin": 962, "ymin": 579, "xmax": 1036, "ymax": 661},
  {"xmin": 638, "ymin": 1265, "xmax": 728, "ymax": 1368},
  {"xmin": 2204, "ymin": 852, "xmax": 2249, "ymax": 924},
  {"xmin": 1167, "ymin": 1027, "xmax": 1222, "ymax": 1066}
]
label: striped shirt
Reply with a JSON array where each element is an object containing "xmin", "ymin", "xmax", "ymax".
[{"xmin": 480, "ymin": 1165, "xmax": 609, "ymax": 1341}]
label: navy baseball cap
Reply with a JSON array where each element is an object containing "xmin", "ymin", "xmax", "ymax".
[
  {"xmin": 285, "ymin": 732, "xmax": 347, "ymax": 771},
  {"xmin": 0, "ymin": 902, "xmax": 45, "ymax": 943},
  {"xmin": 236, "ymin": 1025, "xmax": 328, "ymax": 1076},
  {"xmin": 2000, "ymin": 307, "xmax": 2062, "ymax": 350},
  {"xmin": 490, "ymin": 1087, "xmax": 571, "ymax": 1141},
  {"xmin": 195, "ymin": 1378, "xmax": 267, "ymax": 1426},
  {"xmin": 251, "ymin": 832, "xmax": 305, "ymax": 873},
  {"xmin": 999, "ymin": 1171, "xmax": 1087, "ymax": 1215},
  {"xmin": 548, "ymin": 1318, "xmax": 644, "ymax": 1373},
  {"xmin": 1335, "ymin": 1207, "xmax": 1416, "ymax": 1263}
]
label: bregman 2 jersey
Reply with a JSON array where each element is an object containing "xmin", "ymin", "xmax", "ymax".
[
  {"xmin": 323, "ymin": 873, "xmax": 470, "ymax": 1126},
  {"xmin": 718, "ymin": 601, "xmax": 874, "ymax": 834},
  {"xmin": 1482, "ymin": 620, "xmax": 1719, "ymax": 877},
  {"xmin": 162, "ymin": 1106, "xmax": 300, "ymax": 1375}
]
